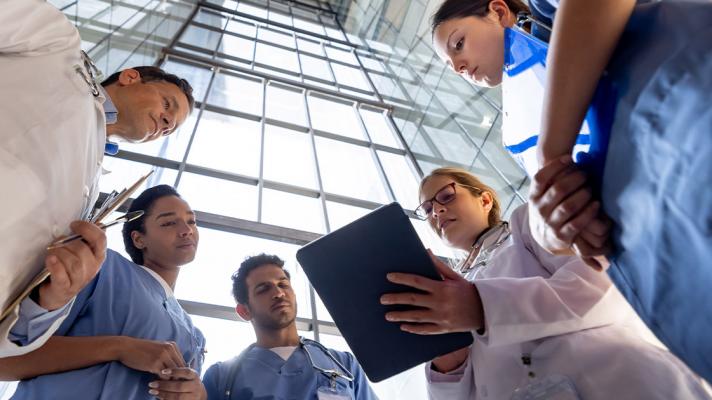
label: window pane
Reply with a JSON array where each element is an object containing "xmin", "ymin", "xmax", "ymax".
[
  {"xmin": 299, "ymin": 54, "xmax": 333, "ymax": 82},
  {"xmin": 325, "ymin": 46, "xmax": 357, "ymax": 65},
  {"xmin": 177, "ymin": 173, "xmax": 258, "ymax": 220},
  {"xmin": 315, "ymin": 137, "xmax": 390, "ymax": 203},
  {"xmin": 263, "ymin": 124, "xmax": 318, "ymax": 189},
  {"xmin": 236, "ymin": 2, "xmax": 267, "ymax": 19},
  {"xmin": 217, "ymin": 33, "xmax": 255, "ymax": 61},
  {"xmin": 226, "ymin": 18, "xmax": 256, "ymax": 37},
  {"xmin": 307, "ymin": 96, "xmax": 364, "ymax": 140},
  {"xmin": 255, "ymin": 43, "xmax": 299, "ymax": 73},
  {"xmin": 207, "ymin": 73, "xmax": 263, "ymax": 116},
  {"xmin": 331, "ymin": 63, "xmax": 370, "ymax": 91},
  {"xmin": 180, "ymin": 25, "xmax": 221, "ymax": 51},
  {"xmin": 294, "ymin": 19, "xmax": 325, "ymax": 36},
  {"xmin": 296, "ymin": 37, "xmax": 324, "ymax": 56},
  {"xmin": 376, "ymin": 151, "xmax": 420, "ymax": 210},
  {"xmin": 265, "ymin": 84, "xmax": 307, "ymax": 127},
  {"xmin": 257, "ymin": 27, "xmax": 295, "ymax": 48},
  {"xmin": 261, "ymin": 189, "xmax": 325, "ymax": 234},
  {"xmin": 174, "ymin": 230, "xmax": 313, "ymax": 319},
  {"xmin": 359, "ymin": 109, "xmax": 400, "ymax": 148},
  {"xmin": 187, "ymin": 111, "xmax": 261, "ymax": 177}
]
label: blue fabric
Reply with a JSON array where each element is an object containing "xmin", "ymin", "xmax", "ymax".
[
  {"xmin": 98, "ymin": 85, "xmax": 118, "ymax": 125},
  {"xmin": 8, "ymin": 298, "xmax": 72, "ymax": 345},
  {"xmin": 203, "ymin": 344, "xmax": 378, "ymax": 400},
  {"xmin": 529, "ymin": 0, "xmax": 712, "ymax": 381},
  {"xmin": 11, "ymin": 250, "xmax": 206, "ymax": 400}
]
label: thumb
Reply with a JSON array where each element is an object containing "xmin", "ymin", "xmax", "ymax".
[{"xmin": 427, "ymin": 249, "xmax": 460, "ymax": 280}]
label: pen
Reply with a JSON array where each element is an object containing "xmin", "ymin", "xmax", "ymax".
[{"xmin": 47, "ymin": 210, "xmax": 145, "ymax": 250}]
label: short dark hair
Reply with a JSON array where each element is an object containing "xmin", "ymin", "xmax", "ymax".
[
  {"xmin": 101, "ymin": 66, "xmax": 195, "ymax": 111},
  {"xmin": 121, "ymin": 185, "xmax": 182, "ymax": 265},
  {"xmin": 231, "ymin": 254, "xmax": 290, "ymax": 305},
  {"xmin": 431, "ymin": 0, "xmax": 530, "ymax": 34}
]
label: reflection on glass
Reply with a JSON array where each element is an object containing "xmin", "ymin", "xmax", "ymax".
[
  {"xmin": 187, "ymin": 111, "xmax": 261, "ymax": 177},
  {"xmin": 177, "ymin": 173, "xmax": 258, "ymax": 221},
  {"xmin": 207, "ymin": 73, "xmax": 263, "ymax": 116},
  {"xmin": 376, "ymin": 151, "xmax": 420, "ymax": 210},
  {"xmin": 325, "ymin": 201, "xmax": 372, "ymax": 232},
  {"xmin": 315, "ymin": 137, "xmax": 390, "ymax": 203},
  {"xmin": 265, "ymin": 84, "xmax": 307, "ymax": 127},
  {"xmin": 99, "ymin": 157, "xmax": 177, "ymax": 195},
  {"xmin": 359, "ymin": 109, "xmax": 400, "ymax": 148},
  {"xmin": 307, "ymin": 96, "xmax": 363, "ymax": 140},
  {"xmin": 261, "ymin": 189, "xmax": 325, "ymax": 234},
  {"xmin": 263, "ymin": 124, "xmax": 318, "ymax": 189}
]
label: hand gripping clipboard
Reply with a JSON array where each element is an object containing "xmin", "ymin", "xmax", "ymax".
[{"xmin": 0, "ymin": 170, "xmax": 154, "ymax": 322}]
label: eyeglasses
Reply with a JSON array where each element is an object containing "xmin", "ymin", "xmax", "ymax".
[{"xmin": 414, "ymin": 182, "xmax": 482, "ymax": 220}]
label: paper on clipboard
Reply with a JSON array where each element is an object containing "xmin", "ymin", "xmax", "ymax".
[{"xmin": 0, "ymin": 170, "xmax": 154, "ymax": 322}]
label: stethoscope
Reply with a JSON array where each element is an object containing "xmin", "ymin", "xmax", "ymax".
[
  {"xmin": 74, "ymin": 50, "xmax": 119, "ymax": 155},
  {"xmin": 457, "ymin": 221, "xmax": 512, "ymax": 277},
  {"xmin": 223, "ymin": 337, "xmax": 354, "ymax": 398}
]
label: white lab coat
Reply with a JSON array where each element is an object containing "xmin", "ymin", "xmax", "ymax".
[
  {"xmin": 426, "ymin": 205, "xmax": 710, "ymax": 399},
  {"xmin": 0, "ymin": 0, "xmax": 106, "ymax": 356}
]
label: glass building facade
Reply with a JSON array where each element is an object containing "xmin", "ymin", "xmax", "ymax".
[{"xmin": 1, "ymin": 1, "xmax": 528, "ymax": 398}]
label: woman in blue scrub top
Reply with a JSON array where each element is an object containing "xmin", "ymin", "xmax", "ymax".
[
  {"xmin": 430, "ymin": 0, "xmax": 712, "ymax": 382},
  {"xmin": 0, "ymin": 185, "xmax": 207, "ymax": 400}
]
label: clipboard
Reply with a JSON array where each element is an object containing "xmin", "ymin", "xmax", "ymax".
[
  {"xmin": 0, "ymin": 170, "xmax": 154, "ymax": 322},
  {"xmin": 296, "ymin": 202, "xmax": 474, "ymax": 382}
]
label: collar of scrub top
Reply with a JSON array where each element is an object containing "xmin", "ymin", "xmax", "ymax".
[
  {"xmin": 221, "ymin": 337, "xmax": 354, "ymax": 399},
  {"xmin": 98, "ymin": 84, "xmax": 120, "ymax": 155},
  {"xmin": 458, "ymin": 221, "xmax": 512, "ymax": 275}
]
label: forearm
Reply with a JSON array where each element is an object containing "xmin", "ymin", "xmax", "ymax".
[
  {"xmin": 538, "ymin": 0, "xmax": 635, "ymax": 164},
  {"xmin": 0, "ymin": 336, "xmax": 123, "ymax": 380}
]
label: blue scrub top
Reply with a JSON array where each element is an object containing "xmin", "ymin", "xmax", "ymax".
[
  {"xmin": 203, "ymin": 343, "xmax": 378, "ymax": 400},
  {"xmin": 11, "ymin": 250, "xmax": 206, "ymax": 400},
  {"xmin": 526, "ymin": 0, "xmax": 712, "ymax": 383}
]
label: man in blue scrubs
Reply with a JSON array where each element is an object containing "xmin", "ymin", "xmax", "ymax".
[{"xmin": 202, "ymin": 254, "xmax": 378, "ymax": 400}]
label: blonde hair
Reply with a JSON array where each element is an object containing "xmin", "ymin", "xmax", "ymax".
[{"xmin": 420, "ymin": 167, "xmax": 502, "ymax": 231}]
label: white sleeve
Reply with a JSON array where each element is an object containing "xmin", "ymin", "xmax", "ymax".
[
  {"xmin": 0, "ymin": 0, "xmax": 80, "ymax": 55},
  {"xmin": 425, "ymin": 356, "xmax": 476, "ymax": 400},
  {"xmin": 0, "ymin": 298, "xmax": 73, "ymax": 358},
  {"xmin": 475, "ymin": 206, "xmax": 627, "ymax": 347}
]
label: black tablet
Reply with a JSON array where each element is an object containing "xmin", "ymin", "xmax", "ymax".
[{"xmin": 296, "ymin": 202, "xmax": 473, "ymax": 382}]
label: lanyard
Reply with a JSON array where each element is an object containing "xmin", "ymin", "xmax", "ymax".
[{"xmin": 74, "ymin": 50, "xmax": 103, "ymax": 97}]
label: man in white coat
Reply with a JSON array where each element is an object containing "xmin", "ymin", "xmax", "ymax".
[{"xmin": 0, "ymin": 0, "xmax": 194, "ymax": 357}]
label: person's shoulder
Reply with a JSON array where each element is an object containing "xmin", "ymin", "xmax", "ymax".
[
  {"xmin": 328, "ymin": 348, "xmax": 357, "ymax": 366},
  {"xmin": 508, "ymin": 203, "xmax": 529, "ymax": 234}
]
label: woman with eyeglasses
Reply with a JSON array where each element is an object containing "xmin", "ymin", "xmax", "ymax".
[{"xmin": 380, "ymin": 167, "xmax": 710, "ymax": 400}]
